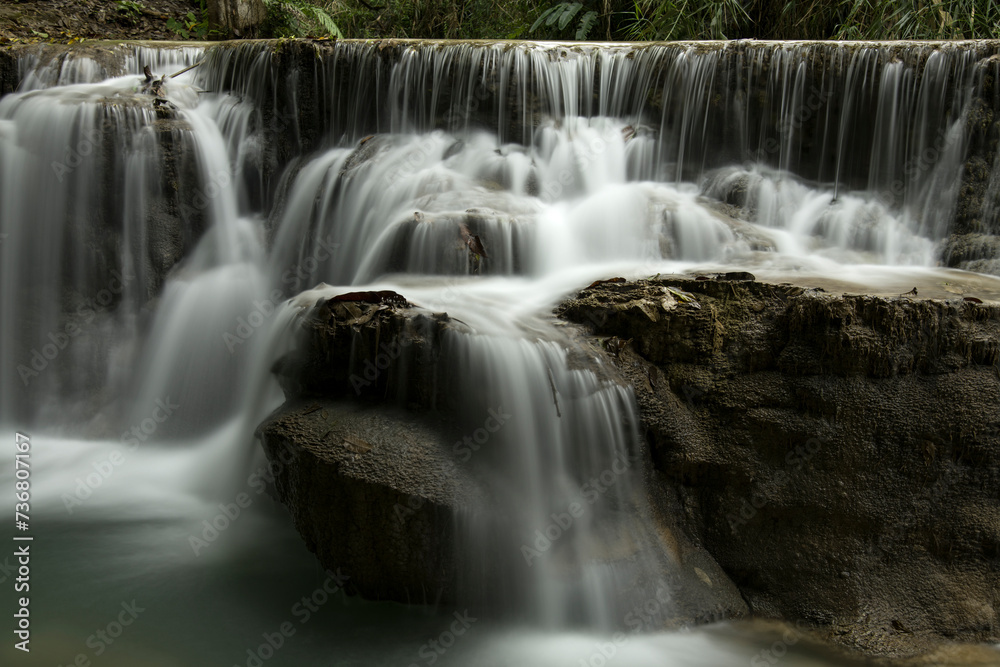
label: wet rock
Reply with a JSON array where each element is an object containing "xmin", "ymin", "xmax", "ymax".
[
  {"xmin": 262, "ymin": 293, "xmax": 750, "ymax": 623},
  {"xmin": 942, "ymin": 233, "xmax": 1000, "ymax": 276},
  {"xmin": 340, "ymin": 134, "xmax": 392, "ymax": 175},
  {"xmin": 559, "ymin": 278, "xmax": 1000, "ymax": 658},
  {"xmin": 0, "ymin": 45, "xmax": 18, "ymax": 95},
  {"xmin": 272, "ymin": 296, "xmax": 466, "ymax": 409},
  {"xmin": 376, "ymin": 207, "xmax": 530, "ymax": 276},
  {"xmin": 142, "ymin": 116, "xmax": 209, "ymax": 298},
  {"xmin": 260, "ymin": 296, "xmax": 487, "ymax": 603},
  {"xmin": 256, "ymin": 398, "xmax": 487, "ymax": 604}
]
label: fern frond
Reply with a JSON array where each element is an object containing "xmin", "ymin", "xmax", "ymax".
[{"xmin": 576, "ymin": 10, "xmax": 598, "ymax": 39}]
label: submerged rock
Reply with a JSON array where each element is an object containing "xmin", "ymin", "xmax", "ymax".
[{"xmin": 559, "ymin": 277, "xmax": 1000, "ymax": 658}]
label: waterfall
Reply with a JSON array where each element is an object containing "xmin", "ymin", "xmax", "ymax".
[{"xmin": 3, "ymin": 39, "xmax": 1000, "ymax": 646}]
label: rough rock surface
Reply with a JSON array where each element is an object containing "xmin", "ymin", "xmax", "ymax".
[
  {"xmin": 257, "ymin": 398, "xmax": 487, "ymax": 604},
  {"xmin": 259, "ymin": 279, "xmax": 1000, "ymax": 656},
  {"xmin": 558, "ymin": 275, "xmax": 1000, "ymax": 658},
  {"xmin": 260, "ymin": 296, "xmax": 482, "ymax": 605},
  {"xmin": 261, "ymin": 294, "xmax": 752, "ymax": 623},
  {"xmin": 0, "ymin": 45, "xmax": 16, "ymax": 95},
  {"xmin": 943, "ymin": 233, "xmax": 1000, "ymax": 276},
  {"xmin": 271, "ymin": 295, "xmax": 465, "ymax": 409}
]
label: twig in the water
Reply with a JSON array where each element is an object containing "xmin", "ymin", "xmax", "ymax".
[
  {"xmin": 900, "ymin": 287, "xmax": 918, "ymax": 297},
  {"xmin": 546, "ymin": 367, "xmax": 561, "ymax": 418},
  {"xmin": 169, "ymin": 60, "xmax": 204, "ymax": 79}
]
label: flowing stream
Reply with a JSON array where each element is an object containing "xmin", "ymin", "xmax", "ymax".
[{"xmin": 2, "ymin": 40, "xmax": 1000, "ymax": 665}]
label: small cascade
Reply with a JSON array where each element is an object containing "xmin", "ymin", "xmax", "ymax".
[
  {"xmin": 442, "ymin": 330, "xmax": 669, "ymax": 628},
  {"xmin": 0, "ymin": 75, "xmax": 164, "ymax": 423}
]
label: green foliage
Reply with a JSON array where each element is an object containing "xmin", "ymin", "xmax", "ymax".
[
  {"xmin": 831, "ymin": 0, "xmax": 1000, "ymax": 40},
  {"xmin": 263, "ymin": 0, "xmax": 344, "ymax": 38},
  {"xmin": 115, "ymin": 0, "xmax": 145, "ymax": 22},
  {"xmin": 167, "ymin": 1, "xmax": 211, "ymax": 40},
  {"xmin": 530, "ymin": 2, "xmax": 600, "ymax": 39},
  {"xmin": 625, "ymin": 0, "xmax": 751, "ymax": 40},
  {"xmin": 528, "ymin": 0, "xmax": 1000, "ymax": 41},
  {"xmin": 319, "ymin": 0, "xmax": 543, "ymax": 40},
  {"xmin": 177, "ymin": 0, "xmax": 1000, "ymax": 42},
  {"xmin": 575, "ymin": 8, "xmax": 599, "ymax": 39}
]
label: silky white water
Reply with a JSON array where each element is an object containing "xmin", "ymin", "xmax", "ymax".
[{"xmin": 2, "ymin": 40, "xmax": 1000, "ymax": 665}]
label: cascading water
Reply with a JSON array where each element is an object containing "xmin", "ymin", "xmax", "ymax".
[{"xmin": 3, "ymin": 39, "xmax": 1000, "ymax": 666}]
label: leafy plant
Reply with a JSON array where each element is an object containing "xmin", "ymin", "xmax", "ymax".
[
  {"xmin": 530, "ymin": 2, "xmax": 600, "ymax": 39},
  {"xmin": 264, "ymin": 0, "xmax": 344, "ymax": 38},
  {"xmin": 205, "ymin": 0, "xmax": 1000, "ymax": 42},
  {"xmin": 264, "ymin": 0, "xmax": 542, "ymax": 40},
  {"xmin": 625, "ymin": 0, "xmax": 752, "ymax": 40},
  {"xmin": 115, "ymin": 0, "xmax": 145, "ymax": 22},
  {"xmin": 167, "ymin": 0, "xmax": 211, "ymax": 40},
  {"xmin": 831, "ymin": 0, "xmax": 1000, "ymax": 40}
]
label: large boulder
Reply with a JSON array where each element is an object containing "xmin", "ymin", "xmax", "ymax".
[
  {"xmin": 259, "ymin": 292, "xmax": 751, "ymax": 623},
  {"xmin": 257, "ymin": 398, "xmax": 487, "ymax": 604},
  {"xmin": 259, "ymin": 295, "xmax": 484, "ymax": 604},
  {"xmin": 558, "ymin": 276, "xmax": 1000, "ymax": 657}
]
